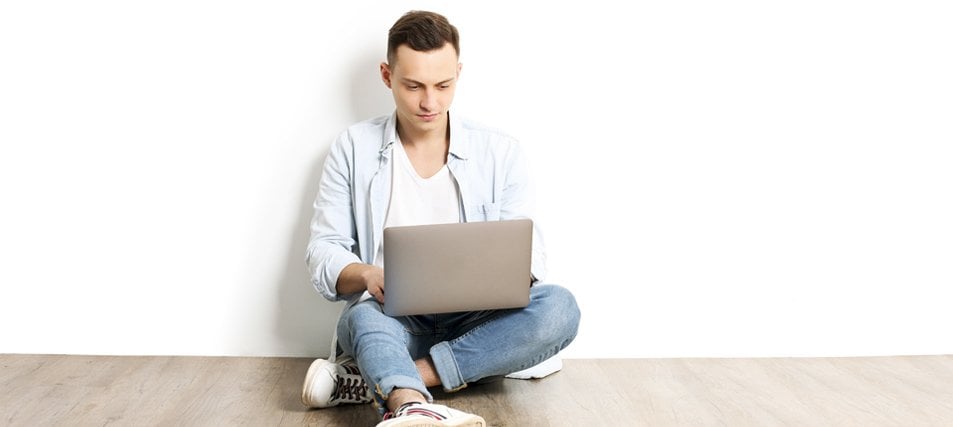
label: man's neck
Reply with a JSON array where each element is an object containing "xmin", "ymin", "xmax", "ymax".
[{"xmin": 397, "ymin": 114, "xmax": 450, "ymax": 150}]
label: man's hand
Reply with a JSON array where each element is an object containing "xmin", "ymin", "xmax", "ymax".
[
  {"xmin": 337, "ymin": 263, "xmax": 386, "ymax": 303},
  {"xmin": 362, "ymin": 265, "xmax": 385, "ymax": 303}
]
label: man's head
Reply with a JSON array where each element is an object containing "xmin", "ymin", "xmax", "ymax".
[
  {"xmin": 386, "ymin": 11, "xmax": 460, "ymax": 66},
  {"xmin": 381, "ymin": 11, "xmax": 461, "ymax": 137}
]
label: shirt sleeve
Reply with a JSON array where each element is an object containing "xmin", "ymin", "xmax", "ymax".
[
  {"xmin": 499, "ymin": 140, "xmax": 548, "ymax": 283},
  {"xmin": 306, "ymin": 131, "xmax": 362, "ymax": 301}
]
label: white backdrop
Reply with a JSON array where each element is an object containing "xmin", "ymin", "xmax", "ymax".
[{"xmin": 1, "ymin": 1, "xmax": 951, "ymax": 358}]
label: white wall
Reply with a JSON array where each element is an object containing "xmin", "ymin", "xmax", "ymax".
[{"xmin": 1, "ymin": 1, "xmax": 951, "ymax": 358}]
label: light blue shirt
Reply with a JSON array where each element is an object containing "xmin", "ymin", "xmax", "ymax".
[{"xmin": 307, "ymin": 112, "xmax": 547, "ymax": 302}]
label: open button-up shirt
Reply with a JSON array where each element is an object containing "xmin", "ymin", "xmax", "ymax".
[{"xmin": 307, "ymin": 111, "xmax": 547, "ymax": 302}]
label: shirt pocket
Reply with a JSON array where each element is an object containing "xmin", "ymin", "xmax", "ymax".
[{"xmin": 469, "ymin": 202, "xmax": 501, "ymax": 222}]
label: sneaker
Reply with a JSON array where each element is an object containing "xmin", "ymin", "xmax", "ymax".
[
  {"xmin": 301, "ymin": 357, "xmax": 373, "ymax": 408},
  {"xmin": 377, "ymin": 402, "xmax": 486, "ymax": 427},
  {"xmin": 505, "ymin": 354, "xmax": 563, "ymax": 380}
]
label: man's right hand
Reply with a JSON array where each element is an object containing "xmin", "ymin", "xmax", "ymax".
[{"xmin": 336, "ymin": 263, "xmax": 385, "ymax": 303}]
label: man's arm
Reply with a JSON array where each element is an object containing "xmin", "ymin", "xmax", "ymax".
[
  {"xmin": 336, "ymin": 263, "xmax": 385, "ymax": 303},
  {"xmin": 499, "ymin": 141, "xmax": 548, "ymax": 283},
  {"xmin": 306, "ymin": 132, "xmax": 364, "ymax": 301}
]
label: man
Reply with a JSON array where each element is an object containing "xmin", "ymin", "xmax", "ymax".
[{"xmin": 303, "ymin": 11, "xmax": 580, "ymax": 426}]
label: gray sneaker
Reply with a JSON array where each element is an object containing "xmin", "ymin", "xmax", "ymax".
[{"xmin": 301, "ymin": 357, "xmax": 373, "ymax": 408}]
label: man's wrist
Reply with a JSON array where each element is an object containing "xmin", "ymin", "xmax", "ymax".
[{"xmin": 358, "ymin": 264, "xmax": 375, "ymax": 291}]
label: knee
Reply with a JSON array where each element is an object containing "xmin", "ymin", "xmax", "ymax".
[
  {"xmin": 337, "ymin": 300, "xmax": 404, "ymax": 350},
  {"xmin": 533, "ymin": 285, "xmax": 581, "ymax": 321},
  {"xmin": 529, "ymin": 285, "xmax": 581, "ymax": 344},
  {"xmin": 338, "ymin": 300, "xmax": 381, "ymax": 332}
]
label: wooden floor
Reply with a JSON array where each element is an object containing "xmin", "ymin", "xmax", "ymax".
[{"xmin": 2, "ymin": 355, "xmax": 952, "ymax": 426}]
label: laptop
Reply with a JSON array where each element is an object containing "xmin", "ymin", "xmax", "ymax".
[{"xmin": 382, "ymin": 219, "xmax": 533, "ymax": 316}]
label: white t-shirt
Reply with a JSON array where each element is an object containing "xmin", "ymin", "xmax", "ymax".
[{"xmin": 373, "ymin": 137, "xmax": 461, "ymax": 267}]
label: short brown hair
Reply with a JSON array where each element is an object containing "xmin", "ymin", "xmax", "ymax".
[{"xmin": 387, "ymin": 11, "xmax": 460, "ymax": 65}]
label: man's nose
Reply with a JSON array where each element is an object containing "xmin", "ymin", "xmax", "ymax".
[{"xmin": 420, "ymin": 89, "xmax": 438, "ymax": 111}]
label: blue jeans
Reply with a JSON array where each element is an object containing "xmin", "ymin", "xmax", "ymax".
[{"xmin": 336, "ymin": 284, "xmax": 580, "ymax": 409}]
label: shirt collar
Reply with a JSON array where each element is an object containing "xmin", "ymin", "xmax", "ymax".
[
  {"xmin": 381, "ymin": 112, "xmax": 398, "ymax": 154},
  {"xmin": 447, "ymin": 111, "xmax": 468, "ymax": 160}
]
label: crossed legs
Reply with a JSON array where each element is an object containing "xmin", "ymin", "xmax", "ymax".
[{"xmin": 335, "ymin": 285, "xmax": 581, "ymax": 413}]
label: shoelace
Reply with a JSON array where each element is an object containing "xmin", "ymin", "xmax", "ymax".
[
  {"xmin": 383, "ymin": 402, "xmax": 447, "ymax": 420},
  {"xmin": 330, "ymin": 365, "xmax": 369, "ymax": 402}
]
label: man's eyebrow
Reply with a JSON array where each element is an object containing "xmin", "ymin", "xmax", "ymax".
[{"xmin": 399, "ymin": 77, "xmax": 456, "ymax": 86}]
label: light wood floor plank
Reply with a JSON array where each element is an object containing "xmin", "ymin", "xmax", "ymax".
[{"xmin": 2, "ymin": 355, "xmax": 952, "ymax": 426}]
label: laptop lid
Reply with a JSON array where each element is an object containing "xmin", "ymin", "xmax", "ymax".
[{"xmin": 383, "ymin": 219, "xmax": 533, "ymax": 316}]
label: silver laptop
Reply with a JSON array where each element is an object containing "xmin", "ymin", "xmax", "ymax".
[{"xmin": 383, "ymin": 219, "xmax": 533, "ymax": 316}]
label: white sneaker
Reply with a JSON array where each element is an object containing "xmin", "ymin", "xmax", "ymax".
[
  {"xmin": 377, "ymin": 402, "xmax": 486, "ymax": 427},
  {"xmin": 301, "ymin": 357, "xmax": 373, "ymax": 408},
  {"xmin": 505, "ymin": 355, "xmax": 563, "ymax": 380}
]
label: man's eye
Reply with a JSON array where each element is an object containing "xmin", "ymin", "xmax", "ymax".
[
  {"xmin": 438, "ymin": 85, "xmax": 450, "ymax": 89},
  {"xmin": 407, "ymin": 85, "xmax": 419, "ymax": 90}
]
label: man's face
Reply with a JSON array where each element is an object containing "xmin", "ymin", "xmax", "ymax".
[{"xmin": 381, "ymin": 43, "xmax": 461, "ymax": 136}]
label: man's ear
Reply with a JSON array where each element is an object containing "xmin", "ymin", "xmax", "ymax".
[
  {"xmin": 380, "ymin": 62, "xmax": 393, "ymax": 89},
  {"xmin": 457, "ymin": 62, "xmax": 462, "ymax": 78}
]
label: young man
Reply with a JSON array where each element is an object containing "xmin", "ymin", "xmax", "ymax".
[{"xmin": 303, "ymin": 11, "xmax": 580, "ymax": 426}]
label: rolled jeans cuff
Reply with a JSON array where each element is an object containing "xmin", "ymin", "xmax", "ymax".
[
  {"xmin": 376, "ymin": 374, "xmax": 433, "ymax": 408},
  {"xmin": 429, "ymin": 341, "xmax": 467, "ymax": 392}
]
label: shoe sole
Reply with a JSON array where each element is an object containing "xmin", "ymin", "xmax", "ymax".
[{"xmin": 378, "ymin": 414, "xmax": 486, "ymax": 427}]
